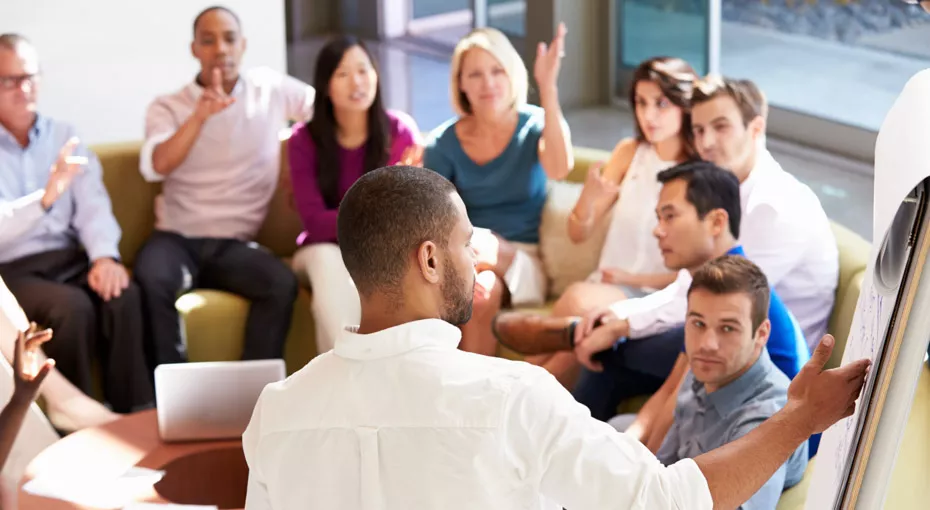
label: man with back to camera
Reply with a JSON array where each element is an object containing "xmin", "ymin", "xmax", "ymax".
[
  {"xmin": 241, "ymin": 165, "xmax": 869, "ymax": 510},
  {"xmin": 133, "ymin": 6, "xmax": 315, "ymax": 368},
  {"xmin": 0, "ymin": 34, "xmax": 153, "ymax": 417},
  {"xmin": 690, "ymin": 76, "xmax": 837, "ymax": 350}
]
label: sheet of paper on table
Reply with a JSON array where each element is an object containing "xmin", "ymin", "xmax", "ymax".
[{"xmin": 22, "ymin": 466, "xmax": 165, "ymax": 509}]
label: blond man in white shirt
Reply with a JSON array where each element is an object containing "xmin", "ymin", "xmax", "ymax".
[
  {"xmin": 690, "ymin": 76, "xmax": 838, "ymax": 349},
  {"xmin": 242, "ymin": 165, "xmax": 869, "ymax": 510},
  {"xmin": 134, "ymin": 7, "xmax": 315, "ymax": 368}
]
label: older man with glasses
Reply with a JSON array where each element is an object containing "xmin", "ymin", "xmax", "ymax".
[{"xmin": 0, "ymin": 33, "xmax": 153, "ymax": 416}]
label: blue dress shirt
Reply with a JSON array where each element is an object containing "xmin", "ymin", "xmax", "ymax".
[
  {"xmin": 0, "ymin": 116, "xmax": 121, "ymax": 264},
  {"xmin": 657, "ymin": 350, "xmax": 809, "ymax": 510}
]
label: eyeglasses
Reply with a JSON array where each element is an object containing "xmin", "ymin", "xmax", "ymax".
[{"xmin": 0, "ymin": 74, "xmax": 39, "ymax": 90}]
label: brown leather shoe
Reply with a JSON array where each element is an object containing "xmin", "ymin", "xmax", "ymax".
[{"xmin": 492, "ymin": 312, "xmax": 578, "ymax": 355}]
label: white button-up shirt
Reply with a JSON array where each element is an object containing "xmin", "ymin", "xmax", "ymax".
[
  {"xmin": 140, "ymin": 67, "xmax": 314, "ymax": 240},
  {"xmin": 739, "ymin": 149, "xmax": 838, "ymax": 348},
  {"xmin": 242, "ymin": 319, "xmax": 712, "ymax": 510},
  {"xmin": 610, "ymin": 269, "xmax": 691, "ymax": 339}
]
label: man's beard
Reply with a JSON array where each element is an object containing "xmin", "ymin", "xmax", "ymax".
[{"xmin": 440, "ymin": 262, "xmax": 474, "ymax": 326}]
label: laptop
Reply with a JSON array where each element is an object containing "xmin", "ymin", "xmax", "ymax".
[{"xmin": 154, "ymin": 359, "xmax": 286, "ymax": 442}]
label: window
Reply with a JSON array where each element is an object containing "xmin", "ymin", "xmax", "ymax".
[{"xmin": 719, "ymin": 0, "xmax": 930, "ymax": 131}]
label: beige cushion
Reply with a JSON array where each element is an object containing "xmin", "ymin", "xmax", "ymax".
[{"xmin": 539, "ymin": 181, "xmax": 612, "ymax": 298}]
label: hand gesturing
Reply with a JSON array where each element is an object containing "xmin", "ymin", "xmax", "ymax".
[
  {"xmin": 533, "ymin": 22, "xmax": 567, "ymax": 91},
  {"xmin": 194, "ymin": 67, "xmax": 235, "ymax": 121},
  {"xmin": 12, "ymin": 323, "xmax": 55, "ymax": 406}
]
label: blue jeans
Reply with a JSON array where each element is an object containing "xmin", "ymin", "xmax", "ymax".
[{"xmin": 572, "ymin": 327, "xmax": 685, "ymax": 421}]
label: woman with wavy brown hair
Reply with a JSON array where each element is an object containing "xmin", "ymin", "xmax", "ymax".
[{"xmin": 512, "ymin": 56, "xmax": 699, "ymax": 385}]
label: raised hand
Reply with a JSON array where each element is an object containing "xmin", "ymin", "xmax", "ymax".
[
  {"xmin": 579, "ymin": 162, "xmax": 619, "ymax": 205},
  {"xmin": 194, "ymin": 67, "xmax": 235, "ymax": 121},
  {"xmin": 533, "ymin": 22, "xmax": 567, "ymax": 91},
  {"xmin": 41, "ymin": 137, "xmax": 85, "ymax": 210},
  {"xmin": 12, "ymin": 324, "xmax": 54, "ymax": 407},
  {"xmin": 786, "ymin": 334, "xmax": 871, "ymax": 434}
]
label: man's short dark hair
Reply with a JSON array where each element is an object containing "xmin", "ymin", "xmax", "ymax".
[
  {"xmin": 657, "ymin": 160, "xmax": 741, "ymax": 239},
  {"xmin": 692, "ymin": 75, "xmax": 763, "ymax": 127},
  {"xmin": 193, "ymin": 6, "xmax": 242, "ymax": 35},
  {"xmin": 337, "ymin": 166, "xmax": 459, "ymax": 298},
  {"xmin": 689, "ymin": 255, "xmax": 770, "ymax": 331},
  {"xmin": 0, "ymin": 33, "xmax": 29, "ymax": 52}
]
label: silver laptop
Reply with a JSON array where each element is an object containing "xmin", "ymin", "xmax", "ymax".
[{"xmin": 154, "ymin": 359, "xmax": 286, "ymax": 442}]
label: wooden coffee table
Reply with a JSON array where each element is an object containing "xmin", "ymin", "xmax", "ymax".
[{"xmin": 18, "ymin": 409, "xmax": 248, "ymax": 509}]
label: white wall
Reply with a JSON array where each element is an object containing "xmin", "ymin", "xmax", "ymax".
[{"xmin": 0, "ymin": 0, "xmax": 288, "ymax": 145}]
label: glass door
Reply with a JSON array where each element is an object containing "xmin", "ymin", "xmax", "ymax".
[{"xmin": 613, "ymin": 0, "xmax": 719, "ymax": 97}]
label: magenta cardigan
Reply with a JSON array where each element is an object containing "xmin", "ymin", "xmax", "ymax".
[{"xmin": 288, "ymin": 110, "xmax": 420, "ymax": 245}]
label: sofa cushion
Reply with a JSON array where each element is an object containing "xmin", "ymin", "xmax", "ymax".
[
  {"xmin": 176, "ymin": 286, "xmax": 318, "ymax": 374},
  {"xmin": 539, "ymin": 181, "xmax": 611, "ymax": 298}
]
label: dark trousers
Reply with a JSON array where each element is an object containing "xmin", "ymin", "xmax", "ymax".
[
  {"xmin": 133, "ymin": 231, "xmax": 298, "ymax": 368},
  {"xmin": 572, "ymin": 327, "xmax": 685, "ymax": 421},
  {"xmin": 0, "ymin": 248, "xmax": 154, "ymax": 413}
]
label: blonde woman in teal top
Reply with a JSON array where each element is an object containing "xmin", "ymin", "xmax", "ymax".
[{"xmin": 422, "ymin": 25, "xmax": 574, "ymax": 355}]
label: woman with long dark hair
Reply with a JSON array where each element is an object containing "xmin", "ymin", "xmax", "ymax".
[{"xmin": 288, "ymin": 36, "xmax": 420, "ymax": 354}]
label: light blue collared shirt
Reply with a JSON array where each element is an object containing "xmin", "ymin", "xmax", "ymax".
[
  {"xmin": 0, "ymin": 115, "xmax": 121, "ymax": 264},
  {"xmin": 657, "ymin": 350, "xmax": 808, "ymax": 510}
]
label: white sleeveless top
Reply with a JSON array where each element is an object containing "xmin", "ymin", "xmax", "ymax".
[{"xmin": 593, "ymin": 143, "xmax": 677, "ymax": 285}]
